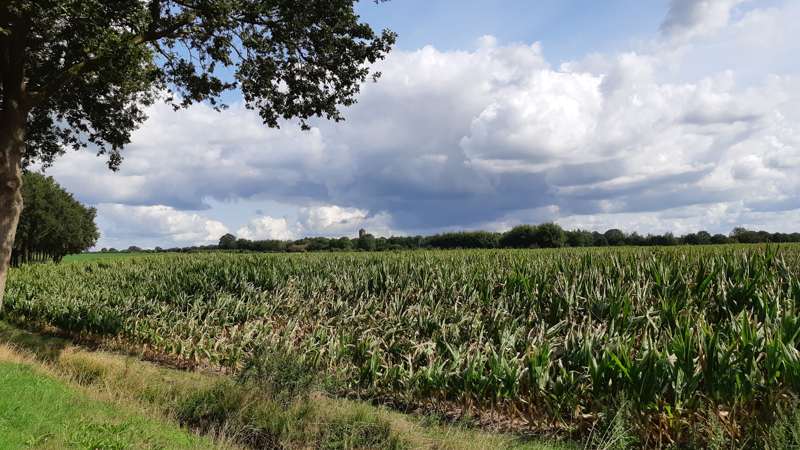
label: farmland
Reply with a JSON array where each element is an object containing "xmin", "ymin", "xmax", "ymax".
[{"xmin": 4, "ymin": 245, "xmax": 800, "ymax": 447}]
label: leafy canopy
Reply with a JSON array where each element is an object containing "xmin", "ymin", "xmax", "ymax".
[
  {"xmin": 1, "ymin": 0, "xmax": 395, "ymax": 168},
  {"xmin": 14, "ymin": 172, "xmax": 99, "ymax": 261},
  {"xmin": 500, "ymin": 223, "xmax": 566, "ymax": 249}
]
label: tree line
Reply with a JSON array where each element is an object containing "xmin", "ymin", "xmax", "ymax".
[
  {"xmin": 11, "ymin": 173, "xmax": 99, "ymax": 266},
  {"xmin": 93, "ymin": 224, "xmax": 800, "ymax": 255}
]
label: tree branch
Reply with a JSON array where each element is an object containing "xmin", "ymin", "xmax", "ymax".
[{"xmin": 27, "ymin": 10, "xmax": 196, "ymax": 107}]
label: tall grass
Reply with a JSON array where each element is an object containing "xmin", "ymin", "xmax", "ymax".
[{"xmin": 5, "ymin": 245, "xmax": 800, "ymax": 446}]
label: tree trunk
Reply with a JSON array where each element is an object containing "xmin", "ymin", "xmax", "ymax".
[
  {"xmin": 1, "ymin": 3, "xmax": 29, "ymax": 310},
  {"xmin": 0, "ymin": 119, "xmax": 24, "ymax": 310}
]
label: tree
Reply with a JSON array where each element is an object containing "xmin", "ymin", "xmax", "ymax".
[
  {"xmin": 218, "ymin": 233, "xmax": 237, "ymax": 250},
  {"xmin": 625, "ymin": 232, "xmax": 646, "ymax": 246},
  {"xmin": 12, "ymin": 172, "xmax": 99, "ymax": 265},
  {"xmin": 426, "ymin": 231, "xmax": 500, "ymax": 249},
  {"xmin": 566, "ymin": 229, "xmax": 593, "ymax": 247},
  {"xmin": 711, "ymin": 234, "xmax": 730, "ymax": 245},
  {"xmin": 683, "ymin": 232, "xmax": 699, "ymax": 245},
  {"xmin": 357, "ymin": 232, "xmax": 376, "ymax": 251},
  {"xmin": 500, "ymin": 225, "xmax": 538, "ymax": 248},
  {"xmin": 533, "ymin": 223, "xmax": 566, "ymax": 248},
  {"xmin": 604, "ymin": 229, "xmax": 626, "ymax": 246},
  {"xmin": 330, "ymin": 236, "xmax": 354, "ymax": 251},
  {"xmin": 592, "ymin": 232, "xmax": 608, "ymax": 247},
  {"xmin": 0, "ymin": 1, "xmax": 396, "ymax": 307},
  {"xmin": 696, "ymin": 231, "xmax": 712, "ymax": 244},
  {"xmin": 662, "ymin": 232, "xmax": 678, "ymax": 246},
  {"xmin": 730, "ymin": 227, "xmax": 764, "ymax": 244}
]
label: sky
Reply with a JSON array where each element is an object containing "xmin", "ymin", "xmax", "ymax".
[{"xmin": 44, "ymin": 0, "xmax": 800, "ymax": 249}]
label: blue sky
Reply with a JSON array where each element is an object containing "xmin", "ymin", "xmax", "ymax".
[
  {"xmin": 46, "ymin": 0, "xmax": 800, "ymax": 249},
  {"xmin": 357, "ymin": 0, "xmax": 666, "ymax": 57}
]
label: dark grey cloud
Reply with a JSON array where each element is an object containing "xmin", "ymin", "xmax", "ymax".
[{"xmin": 660, "ymin": 0, "xmax": 745, "ymax": 40}]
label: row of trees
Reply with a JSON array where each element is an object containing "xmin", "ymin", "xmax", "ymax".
[
  {"xmin": 91, "ymin": 224, "xmax": 800, "ymax": 255},
  {"xmin": 11, "ymin": 173, "xmax": 99, "ymax": 266}
]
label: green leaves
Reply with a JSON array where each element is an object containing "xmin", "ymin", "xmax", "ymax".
[{"xmin": 12, "ymin": 172, "xmax": 99, "ymax": 265}]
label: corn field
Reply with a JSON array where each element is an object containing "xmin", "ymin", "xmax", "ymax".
[{"xmin": 4, "ymin": 246, "xmax": 800, "ymax": 445}]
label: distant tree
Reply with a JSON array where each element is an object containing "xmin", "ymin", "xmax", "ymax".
[
  {"xmin": 329, "ymin": 237, "xmax": 354, "ymax": 251},
  {"xmin": 235, "ymin": 238, "xmax": 253, "ymax": 251},
  {"xmin": 426, "ymin": 231, "xmax": 500, "ymax": 249},
  {"xmin": 625, "ymin": 232, "xmax": 647, "ymax": 246},
  {"xmin": 107, "ymin": 248, "xmax": 118, "ymax": 253},
  {"xmin": 218, "ymin": 233, "xmax": 237, "ymax": 250},
  {"xmin": 12, "ymin": 173, "xmax": 99, "ymax": 265},
  {"xmin": 287, "ymin": 243, "xmax": 308, "ymax": 253},
  {"xmin": 711, "ymin": 234, "xmax": 730, "ymax": 245},
  {"xmin": 684, "ymin": 231, "xmax": 711, "ymax": 245},
  {"xmin": 566, "ymin": 230, "xmax": 592, "ymax": 247},
  {"xmin": 683, "ymin": 233, "xmax": 698, "ymax": 245},
  {"xmin": 604, "ymin": 229, "xmax": 626, "ymax": 246},
  {"xmin": 251, "ymin": 239, "xmax": 287, "ymax": 252},
  {"xmin": 592, "ymin": 232, "xmax": 609, "ymax": 247},
  {"xmin": 127, "ymin": 246, "xmax": 142, "ymax": 252},
  {"xmin": 730, "ymin": 227, "xmax": 764, "ymax": 244},
  {"xmin": 652, "ymin": 232, "xmax": 677, "ymax": 246},
  {"xmin": 357, "ymin": 232, "xmax": 377, "ymax": 251},
  {"xmin": 695, "ymin": 231, "xmax": 712, "ymax": 245},
  {"xmin": 500, "ymin": 225, "xmax": 539, "ymax": 248},
  {"xmin": 374, "ymin": 237, "xmax": 389, "ymax": 251},
  {"xmin": 730, "ymin": 227, "xmax": 747, "ymax": 240},
  {"xmin": 303, "ymin": 237, "xmax": 332, "ymax": 251},
  {"xmin": 534, "ymin": 223, "xmax": 566, "ymax": 248},
  {"xmin": 772, "ymin": 232, "xmax": 789, "ymax": 243},
  {"xmin": 386, "ymin": 235, "xmax": 421, "ymax": 250}
]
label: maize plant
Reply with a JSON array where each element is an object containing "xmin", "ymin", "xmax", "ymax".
[{"xmin": 4, "ymin": 245, "xmax": 800, "ymax": 445}]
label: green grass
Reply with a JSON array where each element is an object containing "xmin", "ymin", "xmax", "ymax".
[{"xmin": 0, "ymin": 361, "xmax": 221, "ymax": 449}]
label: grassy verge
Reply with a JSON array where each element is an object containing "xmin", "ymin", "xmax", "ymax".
[
  {"xmin": 0, "ymin": 350, "xmax": 225, "ymax": 449},
  {"xmin": 0, "ymin": 321, "xmax": 572, "ymax": 450}
]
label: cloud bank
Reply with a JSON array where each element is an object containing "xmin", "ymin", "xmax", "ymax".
[{"xmin": 46, "ymin": 0, "xmax": 800, "ymax": 247}]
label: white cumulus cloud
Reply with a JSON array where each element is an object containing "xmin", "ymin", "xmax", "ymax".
[
  {"xmin": 45, "ymin": 0, "xmax": 800, "ymax": 242},
  {"xmin": 96, "ymin": 204, "xmax": 228, "ymax": 248},
  {"xmin": 236, "ymin": 205, "xmax": 394, "ymax": 241},
  {"xmin": 236, "ymin": 216, "xmax": 297, "ymax": 240}
]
